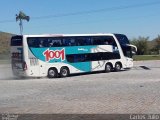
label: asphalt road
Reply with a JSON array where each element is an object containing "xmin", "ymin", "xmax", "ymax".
[{"xmin": 0, "ymin": 60, "xmax": 160, "ymax": 114}]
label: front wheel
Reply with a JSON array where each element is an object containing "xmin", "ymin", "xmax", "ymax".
[{"xmin": 60, "ymin": 67, "xmax": 70, "ymax": 77}]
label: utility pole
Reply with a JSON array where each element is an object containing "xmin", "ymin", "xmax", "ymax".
[{"xmin": 16, "ymin": 11, "xmax": 30, "ymax": 35}]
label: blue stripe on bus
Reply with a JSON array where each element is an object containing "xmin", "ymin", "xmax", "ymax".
[{"xmin": 29, "ymin": 46, "xmax": 96, "ymax": 72}]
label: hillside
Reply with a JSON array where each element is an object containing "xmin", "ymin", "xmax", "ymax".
[{"xmin": 0, "ymin": 31, "xmax": 14, "ymax": 59}]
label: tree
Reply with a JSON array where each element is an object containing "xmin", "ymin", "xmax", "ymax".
[
  {"xmin": 155, "ymin": 35, "xmax": 160, "ymax": 54},
  {"xmin": 16, "ymin": 11, "xmax": 30, "ymax": 35},
  {"xmin": 131, "ymin": 36, "xmax": 149, "ymax": 55}
]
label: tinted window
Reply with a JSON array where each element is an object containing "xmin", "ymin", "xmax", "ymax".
[
  {"xmin": 11, "ymin": 36, "xmax": 22, "ymax": 46},
  {"xmin": 27, "ymin": 37, "xmax": 38, "ymax": 47},
  {"xmin": 121, "ymin": 46, "xmax": 132, "ymax": 58},
  {"xmin": 27, "ymin": 36, "xmax": 117, "ymax": 47},
  {"xmin": 27, "ymin": 37, "xmax": 62, "ymax": 48},
  {"xmin": 115, "ymin": 34, "xmax": 130, "ymax": 45},
  {"xmin": 62, "ymin": 37, "xmax": 76, "ymax": 46},
  {"xmin": 62, "ymin": 37, "xmax": 92, "ymax": 46},
  {"xmin": 66, "ymin": 52, "xmax": 120, "ymax": 63},
  {"xmin": 48, "ymin": 38, "xmax": 62, "ymax": 47},
  {"xmin": 92, "ymin": 36, "xmax": 117, "ymax": 46},
  {"xmin": 75, "ymin": 37, "xmax": 92, "ymax": 46}
]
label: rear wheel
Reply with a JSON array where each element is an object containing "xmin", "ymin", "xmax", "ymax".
[
  {"xmin": 48, "ymin": 68, "xmax": 58, "ymax": 78},
  {"xmin": 115, "ymin": 62, "xmax": 122, "ymax": 72},
  {"xmin": 105, "ymin": 63, "xmax": 112, "ymax": 73},
  {"xmin": 60, "ymin": 67, "xmax": 70, "ymax": 77}
]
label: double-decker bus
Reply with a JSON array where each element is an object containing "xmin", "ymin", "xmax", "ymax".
[{"xmin": 11, "ymin": 33, "xmax": 137, "ymax": 78}]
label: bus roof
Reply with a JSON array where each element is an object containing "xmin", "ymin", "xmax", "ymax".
[{"xmin": 17, "ymin": 33, "xmax": 124, "ymax": 38}]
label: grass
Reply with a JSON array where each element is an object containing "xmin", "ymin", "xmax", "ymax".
[{"xmin": 133, "ymin": 55, "xmax": 160, "ymax": 61}]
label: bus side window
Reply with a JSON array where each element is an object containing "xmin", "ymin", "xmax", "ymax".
[
  {"xmin": 63, "ymin": 38, "xmax": 75, "ymax": 46},
  {"xmin": 39, "ymin": 40, "xmax": 44, "ymax": 47},
  {"xmin": 92, "ymin": 38, "xmax": 101, "ymax": 45},
  {"xmin": 62, "ymin": 38, "xmax": 71, "ymax": 46},
  {"xmin": 110, "ymin": 38, "xmax": 117, "ymax": 47},
  {"xmin": 92, "ymin": 38, "xmax": 96, "ymax": 45},
  {"xmin": 76, "ymin": 38, "xmax": 83, "ymax": 46},
  {"xmin": 27, "ymin": 38, "xmax": 34, "ymax": 47},
  {"xmin": 49, "ymin": 39, "xmax": 54, "ymax": 47},
  {"xmin": 39, "ymin": 38, "xmax": 48, "ymax": 47},
  {"xmin": 66, "ymin": 55, "xmax": 74, "ymax": 62},
  {"xmin": 27, "ymin": 38, "xmax": 39, "ymax": 48},
  {"xmin": 61, "ymin": 39, "xmax": 65, "ymax": 46},
  {"xmin": 48, "ymin": 38, "xmax": 62, "ymax": 47},
  {"xmin": 54, "ymin": 40, "xmax": 61, "ymax": 47},
  {"xmin": 84, "ymin": 37, "xmax": 91, "ymax": 45},
  {"xmin": 66, "ymin": 40, "xmax": 71, "ymax": 46},
  {"xmin": 70, "ymin": 38, "xmax": 76, "ymax": 46},
  {"xmin": 61, "ymin": 39, "xmax": 66, "ymax": 46},
  {"xmin": 106, "ymin": 37, "xmax": 117, "ymax": 47},
  {"xmin": 103, "ymin": 39, "xmax": 109, "ymax": 45}
]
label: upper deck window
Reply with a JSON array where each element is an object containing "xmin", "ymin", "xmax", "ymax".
[{"xmin": 27, "ymin": 36, "xmax": 117, "ymax": 47}]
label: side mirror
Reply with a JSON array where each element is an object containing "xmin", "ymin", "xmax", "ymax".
[{"xmin": 132, "ymin": 51, "xmax": 136, "ymax": 56}]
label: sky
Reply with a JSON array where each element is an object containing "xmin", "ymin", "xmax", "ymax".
[{"xmin": 0, "ymin": 0, "xmax": 160, "ymax": 40}]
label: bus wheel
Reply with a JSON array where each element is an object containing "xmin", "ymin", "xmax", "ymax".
[
  {"xmin": 105, "ymin": 63, "xmax": 112, "ymax": 73},
  {"xmin": 115, "ymin": 62, "xmax": 122, "ymax": 72},
  {"xmin": 48, "ymin": 68, "xmax": 58, "ymax": 78},
  {"xmin": 60, "ymin": 67, "xmax": 70, "ymax": 77}
]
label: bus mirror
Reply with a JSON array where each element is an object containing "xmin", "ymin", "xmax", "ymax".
[
  {"xmin": 131, "ymin": 46, "xmax": 137, "ymax": 56},
  {"xmin": 132, "ymin": 51, "xmax": 136, "ymax": 55}
]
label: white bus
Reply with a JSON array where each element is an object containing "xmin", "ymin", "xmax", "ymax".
[{"xmin": 11, "ymin": 33, "xmax": 137, "ymax": 78}]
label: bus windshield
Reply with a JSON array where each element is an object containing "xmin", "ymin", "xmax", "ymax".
[
  {"xmin": 114, "ymin": 34, "xmax": 132, "ymax": 58},
  {"xmin": 114, "ymin": 34, "xmax": 130, "ymax": 45}
]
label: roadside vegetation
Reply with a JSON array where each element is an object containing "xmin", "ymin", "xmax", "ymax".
[
  {"xmin": 131, "ymin": 35, "xmax": 160, "ymax": 61},
  {"xmin": 130, "ymin": 36, "xmax": 160, "ymax": 55}
]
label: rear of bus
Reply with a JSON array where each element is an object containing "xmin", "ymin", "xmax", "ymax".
[{"xmin": 11, "ymin": 35, "xmax": 27, "ymax": 77}]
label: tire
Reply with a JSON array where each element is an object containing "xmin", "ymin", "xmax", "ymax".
[
  {"xmin": 48, "ymin": 68, "xmax": 58, "ymax": 78},
  {"xmin": 60, "ymin": 67, "xmax": 70, "ymax": 77},
  {"xmin": 105, "ymin": 63, "xmax": 112, "ymax": 73},
  {"xmin": 115, "ymin": 62, "xmax": 122, "ymax": 72}
]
